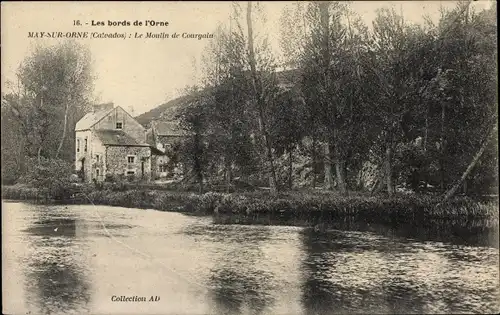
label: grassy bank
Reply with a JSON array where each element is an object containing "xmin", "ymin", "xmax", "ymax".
[
  {"xmin": 2, "ymin": 184, "xmax": 52, "ymax": 202},
  {"xmin": 209, "ymin": 190, "xmax": 499, "ymax": 228},
  {"xmin": 1, "ymin": 184, "xmax": 214, "ymax": 213},
  {"xmin": 2, "ymin": 184, "xmax": 498, "ymax": 226}
]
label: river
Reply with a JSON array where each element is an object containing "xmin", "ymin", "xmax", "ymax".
[{"xmin": 2, "ymin": 201, "xmax": 499, "ymax": 315}]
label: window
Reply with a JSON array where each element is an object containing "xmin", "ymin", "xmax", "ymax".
[
  {"xmin": 159, "ymin": 165, "xmax": 168, "ymax": 172},
  {"xmin": 116, "ymin": 122, "xmax": 123, "ymax": 129},
  {"xmin": 127, "ymin": 156, "xmax": 135, "ymax": 164},
  {"xmin": 126, "ymin": 170, "xmax": 135, "ymax": 175},
  {"xmin": 77, "ymin": 139, "xmax": 80, "ymax": 153},
  {"xmin": 96, "ymin": 169, "xmax": 100, "ymax": 178},
  {"xmin": 84, "ymin": 137, "xmax": 88, "ymax": 152},
  {"xmin": 96, "ymin": 154, "xmax": 100, "ymax": 162}
]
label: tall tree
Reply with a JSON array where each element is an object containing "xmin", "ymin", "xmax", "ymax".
[
  {"xmin": 299, "ymin": 1, "xmax": 349, "ymax": 193},
  {"xmin": 2, "ymin": 41, "xmax": 93, "ymax": 186},
  {"xmin": 177, "ymin": 90, "xmax": 211, "ymax": 194},
  {"xmin": 269, "ymin": 87, "xmax": 306, "ymax": 189},
  {"xmin": 3, "ymin": 40, "xmax": 93, "ymax": 165},
  {"xmin": 367, "ymin": 7, "xmax": 418, "ymax": 197},
  {"xmin": 246, "ymin": 1, "xmax": 279, "ymax": 194}
]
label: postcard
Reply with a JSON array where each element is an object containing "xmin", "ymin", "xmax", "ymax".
[{"xmin": 2, "ymin": 1, "xmax": 498, "ymax": 314}]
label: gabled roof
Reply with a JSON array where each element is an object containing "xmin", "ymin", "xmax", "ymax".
[
  {"xmin": 95, "ymin": 130, "xmax": 150, "ymax": 146},
  {"xmin": 152, "ymin": 120, "xmax": 187, "ymax": 136},
  {"xmin": 75, "ymin": 107, "xmax": 115, "ymax": 131}
]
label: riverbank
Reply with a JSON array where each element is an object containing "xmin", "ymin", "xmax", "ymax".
[{"xmin": 2, "ymin": 184, "xmax": 498, "ymax": 229}]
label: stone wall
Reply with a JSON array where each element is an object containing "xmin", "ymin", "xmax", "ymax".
[
  {"xmin": 106, "ymin": 146, "xmax": 152, "ymax": 181},
  {"xmin": 75, "ymin": 131, "xmax": 109, "ymax": 183},
  {"xmin": 91, "ymin": 139, "xmax": 106, "ymax": 182},
  {"xmin": 157, "ymin": 135, "xmax": 184, "ymax": 148},
  {"xmin": 75, "ymin": 130, "xmax": 93, "ymax": 182}
]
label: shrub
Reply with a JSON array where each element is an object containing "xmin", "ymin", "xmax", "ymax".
[
  {"xmin": 184, "ymin": 191, "xmax": 225, "ymax": 213},
  {"xmin": 208, "ymin": 190, "xmax": 499, "ymax": 225},
  {"xmin": 1, "ymin": 158, "xmax": 21, "ymax": 185},
  {"xmin": 126, "ymin": 174, "xmax": 136, "ymax": 182},
  {"xmin": 16, "ymin": 157, "xmax": 73, "ymax": 200},
  {"xmin": 104, "ymin": 173, "xmax": 115, "ymax": 182},
  {"xmin": 2, "ymin": 184, "xmax": 47, "ymax": 201}
]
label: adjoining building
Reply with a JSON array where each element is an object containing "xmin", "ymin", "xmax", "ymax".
[
  {"xmin": 74, "ymin": 103, "xmax": 162, "ymax": 182},
  {"xmin": 145, "ymin": 120, "xmax": 188, "ymax": 180}
]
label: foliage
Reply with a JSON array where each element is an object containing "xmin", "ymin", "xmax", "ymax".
[
  {"xmin": 1, "ymin": 184, "xmax": 48, "ymax": 201},
  {"xmin": 147, "ymin": 2, "xmax": 497, "ymax": 200},
  {"xmin": 2, "ymin": 2, "xmax": 497, "ymax": 203},
  {"xmin": 5, "ymin": 182, "xmax": 496, "ymax": 229},
  {"xmin": 15, "ymin": 157, "xmax": 74, "ymax": 199},
  {"xmin": 1, "ymin": 40, "xmax": 94, "ymax": 184},
  {"xmin": 287, "ymin": 1, "xmax": 496, "ymax": 197}
]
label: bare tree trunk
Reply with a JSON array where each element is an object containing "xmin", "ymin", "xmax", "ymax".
[
  {"xmin": 288, "ymin": 146, "xmax": 293, "ymax": 190},
  {"xmin": 225, "ymin": 157, "xmax": 231, "ymax": 193},
  {"xmin": 439, "ymin": 101, "xmax": 446, "ymax": 191},
  {"xmin": 320, "ymin": 3, "xmax": 332, "ymax": 191},
  {"xmin": 199, "ymin": 174, "xmax": 204, "ymax": 194},
  {"xmin": 441, "ymin": 126, "xmax": 495, "ymax": 203},
  {"xmin": 370, "ymin": 177, "xmax": 382, "ymax": 196},
  {"xmin": 246, "ymin": 1, "xmax": 277, "ymax": 195},
  {"xmin": 182, "ymin": 162, "xmax": 187, "ymax": 179},
  {"xmin": 17, "ymin": 138, "xmax": 26, "ymax": 174},
  {"xmin": 319, "ymin": 3, "xmax": 344, "ymax": 193},
  {"xmin": 334, "ymin": 130, "xmax": 347, "ymax": 195},
  {"xmin": 37, "ymin": 146, "xmax": 42, "ymax": 164},
  {"xmin": 312, "ymin": 133, "xmax": 317, "ymax": 189},
  {"xmin": 193, "ymin": 133, "xmax": 204, "ymax": 194},
  {"xmin": 423, "ymin": 101, "xmax": 429, "ymax": 152},
  {"xmin": 55, "ymin": 103, "xmax": 69, "ymax": 159},
  {"xmin": 386, "ymin": 144, "xmax": 395, "ymax": 197},
  {"xmin": 37, "ymin": 93, "xmax": 44, "ymax": 165},
  {"xmin": 336, "ymin": 157, "xmax": 347, "ymax": 195},
  {"xmin": 324, "ymin": 142, "xmax": 333, "ymax": 190}
]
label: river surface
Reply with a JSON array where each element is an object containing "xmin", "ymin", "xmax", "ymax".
[{"xmin": 2, "ymin": 201, "xmax": 499, "ymax": 315}]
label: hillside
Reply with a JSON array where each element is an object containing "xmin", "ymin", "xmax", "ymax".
[
  {"xmin": 135, "ymin": 94, "xmax": 198, "ymax": 128},
  {"xmin": 135, "ymin": 69, "xmax": 300, "ymax": 128}
]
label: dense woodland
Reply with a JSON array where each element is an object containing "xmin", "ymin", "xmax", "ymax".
[
  {"xmin": 1, "ymin": 1, "xmax": 497, "ymax": 201},
  {"xmin": 174, "ymin": 1, "xmax": 497, "ymax": 199}
]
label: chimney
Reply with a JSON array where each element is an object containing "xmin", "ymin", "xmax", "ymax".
[{"xmin": 93, "ymin": 102, "xmax": 114, "ymax": 113}]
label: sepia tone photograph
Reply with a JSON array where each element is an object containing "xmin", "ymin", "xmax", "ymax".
[{"xmin": 1, "ymin": 1, "xmax": 498, "ymax": 314}]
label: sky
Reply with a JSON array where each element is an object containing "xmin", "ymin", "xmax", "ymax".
[{"xmin": 1, "ymin": 1, "xmax": 493, "ymax": 116}]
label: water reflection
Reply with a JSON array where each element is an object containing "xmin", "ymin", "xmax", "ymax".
[
  {"xmin": 23, "ymin": 216, "xmax": 92, "ymax": 314},
  {"xmin": 2, "ymin": 201, "xmax": 498, "ymax": 315},
  {"xmin": 229, "ymin": 213, "xmax": 499, "ymax": 248},
  {"xmin": 299, "ymin": 229, "xmax": 389, "ymax": 314},
  {"xmin": 300, "ymin": 229, "xmax": 341, "ymax": 315},
  {"xmin": 24, "ymin": 218, "xmax": 78, "ymax": 237},
  {"xmin": 382, "ymin": 277, "xmax": 425, "ymax": 314},
  {"xmin": 206, "ymin": 226, "xmax": 276, "ymax": 315},
  {"xmin": 300, "ymin": 228, "xmax": 499, "ymax": 314}
]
